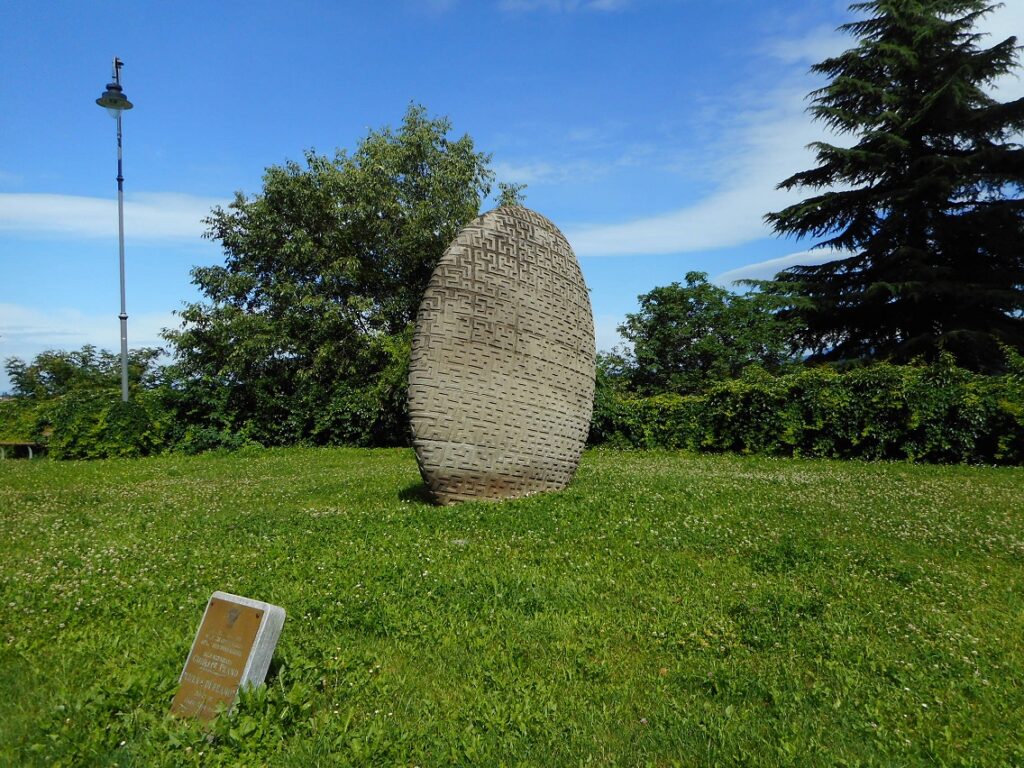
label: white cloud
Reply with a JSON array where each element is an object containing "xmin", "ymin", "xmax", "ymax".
[
  {"xmin": 493, "ymin": 158, "xmax": 607, "ymax": 185},
  {"xmin": 762, "ymin": 24, "xmax": 847, "ymax": 66},
  {"xmin": 979, "ymin": 1, "xmax": 1024, "ymax": 101},
  {"xmin": 494, "ymin": 141, "xmax": 658, "ymax": 187},
  {"xmin": 0, "ymin": 192, "xmax": 227, "ymax": 240},
  {"xmin": 0, "ymin": 303, "xmax": 180, "ymax": 392},
  {"xmin": 0, "ymin": 303, "xmax": 177, "ymax": 351},
  {"xmin": 979, "ymin": 0, "xmax": 1024, "ymax": 41},
  {"xmin": 493, "ymin": 160, "xmax": 562, "ymax": 185},
  {"xmin": 564, "ymin": 0, "xmax": 1022, "ymax": 260},
  {"xmin": 762, "ymin": 5, "xmax": 1024, "ymax": 100},
  {"xmin": 566, "ymin": 83, "xmax": 839, "ymax": 257},
  {"xmin": 713, "ymin": 249, "xmax": 846, "ymax": 286}
]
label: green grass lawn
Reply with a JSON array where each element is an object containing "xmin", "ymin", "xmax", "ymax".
[{"xmin": 1, "ymin": 448, "xmax": 1022, "ymax": 767}]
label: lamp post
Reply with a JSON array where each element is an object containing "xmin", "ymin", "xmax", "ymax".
[{"xmin": 95, "ymin": 57, "xmax": 134, "ymax": 402}]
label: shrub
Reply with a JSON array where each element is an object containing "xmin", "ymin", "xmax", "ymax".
[
  {"xmin": 173, "ymin": 425, "xmax": 249, "ymax": 455},
  {"xmin": 0, "ymin": 397, "xmax": 44, "ymax": 443},
  {"xmin": 44, "ymin": 390, "xmax": 172, "ymax": 460},
  {"xmin": 589, "ymin": 356, "xmax": 1024, "ymax": 465}
]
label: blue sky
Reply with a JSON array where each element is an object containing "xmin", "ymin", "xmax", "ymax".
[{"xmin": 1, "ymin": 0, "xmax": 1022, "ymax": 393}]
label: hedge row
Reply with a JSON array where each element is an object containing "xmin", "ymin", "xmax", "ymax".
[
  {"xmin": 5, "ymin": 355, "xmax": 1023, "ymax": 464},
  {"xmin": 0, "ymin": 390, "xmax": 175, "ymax": 460},
  {"xmin": 590, "ymin": 356, "xmax": 1024, "ymax": 464}
]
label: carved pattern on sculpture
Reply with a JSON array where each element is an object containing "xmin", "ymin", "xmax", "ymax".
[{"xmin": 408, "ymin": 206, "xmax": 596, "ymax": 504}]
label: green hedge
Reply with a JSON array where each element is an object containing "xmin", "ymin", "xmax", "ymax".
[
  {"xmin": 0, "ymin": 398, "xmax": 41, "ymax": 443},
  {"xmin": 0, "ymin": 391, "xmax": 172, "ymax": 460},
  {"xmin": 41, "ymin": 390, "xmax": 173, "ymax": 460},
  {"xmin": 6, "ymin": 352, "xmax": 1023, "ymax": 464},
  {"xmin": 590, "ymin": 355, "xmax": 1024, "ymax": 464}
]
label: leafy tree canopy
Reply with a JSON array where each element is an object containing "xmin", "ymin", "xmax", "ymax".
[
  {"xmin": 5, "ymin": 345, "xmax": 163, "ymax": 398},
  {"xmin": 766, "ymin": 0, "xmax": 1024, "ymax": 371},
  {"xmin": 613, "ymin": 272, "xmax": 801, "ymax": 395},
  {"xmin": 163, "ymin": 104, "xmax": 522, "ymax": 446}
]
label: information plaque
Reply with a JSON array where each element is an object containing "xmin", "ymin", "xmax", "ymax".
[{"xmin": 170, "ymin": 591, "xmax": 286, "ymax": 722}]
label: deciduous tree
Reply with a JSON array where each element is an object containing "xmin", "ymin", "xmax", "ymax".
[
  {"xmin": 616, "ymin": 272, "xmax": 800, "ymax": 395},
  {"xmin": 164, "ymin": 105, "xmax": 517, "ymax": 445}
]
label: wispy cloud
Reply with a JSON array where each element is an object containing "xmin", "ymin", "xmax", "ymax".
[
  {"xmin": 494, "ymin": 140, "xmax": 658, "ymax": 187},
  {"xmin": 565, "ymin": 0, "xmax": 1023, "ymax": 260},
  {"xmin": 979, "ymin": 0, "xmax": 1024, "ymax": 41},
  {"xmin": 566, "ymin": 81, "xmax": 841, "ymax": 257},
  {"xmin": 761, "ymin": 24, "xmax": 846, "ymax": 66},
  {"xmin": 494, "ymin": 157, "xmax": 612, "ymax": 184},
  {"xmin": 764, "ymin": 5, "xmax": 1024, "ymax": 99},
  {"xmin": 494, "ymin": 160, "xmax": 577, "ymax": 185},
  {"xmin": 499, "ymin": 0, "xmax": 630, "ymax": 13},
  {"xmin": 0, "ymin": 302, "xmax": 181, "ymax": 391},
  {"xmin": 979, "ymin": 1, "xmax": 1024, "ymax": 101},
  {"xmin": 713, "ymin": 249, "xmax": 846, "ymax": 286},
  {"xmin": 0, "ymin": 192, "xmax": 227, "ymax": 240},
  {"xmin": 0, "ymin": 303, "xmax": 178, "ymax": 348}
]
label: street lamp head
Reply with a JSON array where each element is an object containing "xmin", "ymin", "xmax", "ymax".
[{"xmin": 96, "ymin": 81, "xmax": 133, "ymax": 118}]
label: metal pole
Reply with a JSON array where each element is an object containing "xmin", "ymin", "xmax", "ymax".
[{"xmin": 114, "ymin": 62, "xmax": 129, "ymax": 402}]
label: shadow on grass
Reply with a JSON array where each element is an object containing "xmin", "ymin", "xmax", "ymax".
[{"xmin": 398, "ymin": 482, "xmax": 435, "ymax": 505}]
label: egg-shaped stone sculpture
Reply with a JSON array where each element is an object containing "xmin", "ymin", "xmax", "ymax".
[{"xmin": 408, "ymin": 206, "xmax": 595, "ymax": 505}]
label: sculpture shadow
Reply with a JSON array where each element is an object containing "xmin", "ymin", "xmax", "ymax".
[{"xmin": 398, "ymin": 482, "xmax": 435, "ymax": 506}]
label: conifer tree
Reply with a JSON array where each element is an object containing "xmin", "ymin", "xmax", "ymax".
[{"xmin": 766, "ymin": 0, "xmax": 1024, "ymax": 370}]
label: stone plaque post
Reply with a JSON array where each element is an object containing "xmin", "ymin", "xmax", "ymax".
[{"xmin": 170, "ymin": 591, "xmax": 286, "ymax": 722}]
